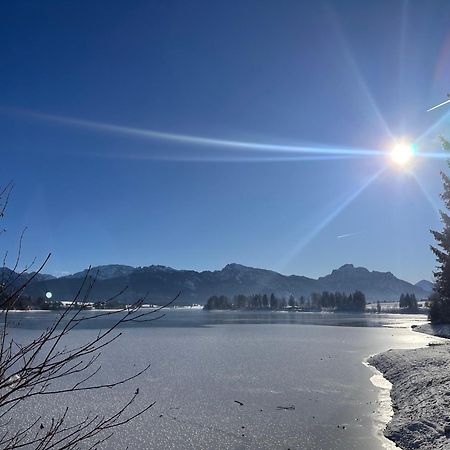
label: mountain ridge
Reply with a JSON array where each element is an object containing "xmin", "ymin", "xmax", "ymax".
[
  {"xmin": 415, "ymin": 279, "xmax": 434, "ymax": 293},
  {"xmin": 16, "ymin": 263, "xmax": 430, "ymax": 305}
]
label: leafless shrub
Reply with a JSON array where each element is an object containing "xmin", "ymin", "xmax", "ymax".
[{"xmin": 0, "ymin": 183, "xmax": 178, "ymax": 449}]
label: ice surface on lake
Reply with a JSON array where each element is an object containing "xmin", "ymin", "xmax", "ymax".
[{"xmin": 9, "ymin": 311, "xmax": 432, "ymax": 449}]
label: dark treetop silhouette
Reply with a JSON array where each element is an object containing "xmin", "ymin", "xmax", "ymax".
[{"xmin": 430, "ymin": 137, "xmax": 450, "ymax": 323}]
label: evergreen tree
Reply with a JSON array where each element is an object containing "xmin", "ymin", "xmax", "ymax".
[
  {"xmin": 430, "ymin": 137, "xmax": 450, "ymax": 323},
  {"xmin": 235, "ymin": 294, "xmax": 247, "ymax": 309},
  {"xmin": 288, "ymin": 295, "xmax": 296, "ymax": 308},
  {"xmin": 310, "ymin": 293, "xmax": 321, "ymax": 309},
  {"xmin": 409, "ymin": 294, "xmax": 418, "ymax": 313},
  {"xmin": 353, "ymin": 290, "xmax": 366, "ymax": 311},
  {"xmin": 270, "ymin": 293, "xmax": 278, "ymax": 310},
  {"xmin": 335, "ymin": 292, "xmax": 343, "ymax": 310}
]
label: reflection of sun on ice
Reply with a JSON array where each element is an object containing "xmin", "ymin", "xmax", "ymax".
[{"xmin": 390, "ymin": 142, "xmax": 414, "ymax": 167}]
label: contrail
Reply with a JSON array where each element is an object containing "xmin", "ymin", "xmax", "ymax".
[
  {"xmin": 427, "ymin": 98, "xmax": 450, "ymax": 112},
  {"xmin": 336, "ymin": 231, "xmax": 363, "ymax": 239}
]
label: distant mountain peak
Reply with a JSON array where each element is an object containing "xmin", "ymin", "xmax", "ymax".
[
  {"xmin": 65, "ymin": 264, "xmax": 135, "ymax": 280},
  {"xmin": 223, "ymin": 263, "xmax": 249, "ymax": 271},
  {"xmin": 415, "ymin": 279, "xmax": 434, "ymax": 293},
  {"xmin": 144, "ymin": 265, "xmax": 176, "ymax": 272},
  {"xmin": 333, "ymin": 264, "xmax": 397, "ymax": 278},
  {"xmin": 28, "ymin": 272, "xmax": 56, "ymax": 281},
  {"xmin": 338, "ymin": 263, "xmax": 355, "ymax": 270},
  {"xmin": 330, "ymin": 264, "xmax": 369, "ymax": 276}
]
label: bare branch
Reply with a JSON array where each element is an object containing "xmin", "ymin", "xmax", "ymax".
[{"xmin": 0, "ymin": 184, "xmax": 179, "ymax": 449}]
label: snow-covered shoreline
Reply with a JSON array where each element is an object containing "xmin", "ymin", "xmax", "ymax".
[
  {"xmin": 368, "ymin": 325, "xmax": 450, "ymax": 449},
  {"xmin": 364, "ymin": 360, "xmax": 397, "ymax": 450}
]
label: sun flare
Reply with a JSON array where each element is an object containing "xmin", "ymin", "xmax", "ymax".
[{"xmin": 390, "ymin": 142, "xmax": 414, "ymax": 167}]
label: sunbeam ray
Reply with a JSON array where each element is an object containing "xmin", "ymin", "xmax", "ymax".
[
  {"xmin": 416, "ymin": 151, "xmax": 450, "ymax": 159},
  {"xmin": 416, "ymin": 108, "xmax": 450, "ymax": 144},
  {"xmin": 409, "ymin": 171, "xmax": 441, "ymax": 220},
  {"xmin": 398, "ymin": 0, "xmax": 409, "ymax": 132},
  {"xmin": 326, "ymin": 9, "xmax": 394, "ymax": 140},
  {"xmin": 0, "ymin": 108, "xmax": 383, "ymax": 158},
  {"xmin": 278, "ymin": 167, "xmax": 386, "ymax": 269}
]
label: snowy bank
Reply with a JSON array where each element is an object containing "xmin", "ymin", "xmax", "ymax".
[
  {"xmin": 414, "ymin": 323, "xmax": 450, "ymax": 339},
  {"xmin": 369, "ymin": 342, "xmax": 450, "ymax": 449}
]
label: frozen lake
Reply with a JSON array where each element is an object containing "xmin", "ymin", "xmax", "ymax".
[{"xmin": 8, "ymin": 310, "xmax": 435, "ymax": 449}]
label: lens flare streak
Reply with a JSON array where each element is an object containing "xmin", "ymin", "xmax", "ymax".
[
  {"xmin": 2, "ymin": 109, "xmax": 383, "ymax": 159},
  {"xmin": 279, "ymin": 167, "xmax": 386, "ymax": 268},
  {"xmin": 4, "ymin": 108, "xmax": 450, "ymax": 165},
  {"xmin": 409, "ymin": 172, "xmax": 442, "ymax": 220},
  {"xmin": 416, "ymin": 109, "xmax": 450, "ymax": 144},
  {"xmin": 326, "ymin": 8, "xmax": 394, "ymax": 140},
  {"xmin": 89, "ymin": 152, "xmax": 362, "ymax": 163}
]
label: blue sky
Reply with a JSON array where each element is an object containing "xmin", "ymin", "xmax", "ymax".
[{"xmin": 1, "ymin": 0, "xmax": 450, "ymax": 282}]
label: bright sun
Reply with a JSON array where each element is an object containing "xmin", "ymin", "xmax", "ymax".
[{"xmin": 390, "ymin": 142, "xmax": 414, "ymax": 167}]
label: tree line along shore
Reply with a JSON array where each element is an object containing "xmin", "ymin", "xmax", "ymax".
[
  {"xmin": 204, "ymin": 291, "xmax": 425, "ymax": 313},
  {"xmin": 205, "ymin": 291, "xmax": 366, "ymax": 312},
  {"xmin": 2, "ymin": 290, "xmax": 424, "ymax": 313}
]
